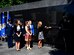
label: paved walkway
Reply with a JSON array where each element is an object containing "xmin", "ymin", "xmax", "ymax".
[
  {"xmin": 0, "ymin": 42, "xmax": 73, "ymax": 55},
  {"xmin": 0, "ymin": 42, "xmax": 56, "ymax": 55}
]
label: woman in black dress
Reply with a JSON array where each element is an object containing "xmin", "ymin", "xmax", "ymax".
[
  {"xmin": 14, "ymin": 20, "xmax": 22, "ymax": 51},
  {"xmin": 37, "ymin": 21, "xmax": 44, "ymax": 48},
  {"xmin": 37, "ymin": 21, "xmax": 51, "ymax": 48}
]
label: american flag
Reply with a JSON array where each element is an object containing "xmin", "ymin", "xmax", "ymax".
[
  {"xmin": 1, "ymin": 12, "xmax": 6, "ymax": 37},
  {"xmin": 7, "ymin": 11, "xmax": 11, "ymax": 23},
  {"xmin": 0, "ymin": 13, "xmax": 1, "ymax": 37}
]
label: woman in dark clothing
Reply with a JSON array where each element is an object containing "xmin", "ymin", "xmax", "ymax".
[
  {"xmin": 37, "ymin": 21, "xmax": 51, "ymax": 48},
  {"xmin": 14, "ymin": 20, "xmax": 22, "ymax": 51},
  {"xmin": 37, "ymin": 21, "xmax": 44, "ymax": 48}
]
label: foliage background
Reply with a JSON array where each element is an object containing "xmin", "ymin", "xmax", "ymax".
[{"xmin": 0, "ymin": 0, "xmax": 41, "ymax": 8}]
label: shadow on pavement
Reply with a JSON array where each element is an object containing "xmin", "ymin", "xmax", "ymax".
[
  {"xmin": 49, "ymin": 49, "xmax": 74, "ymax": 55},
  {"xmin": 0, "ymin": 44, "xmax": 2, "ymax": 46}
]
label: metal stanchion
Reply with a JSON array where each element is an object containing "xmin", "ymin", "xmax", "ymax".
[
  {"xmin": 0, "ymin": 37, "xmax": 3, "ymax": 46},
  {"xmin": 0, "ymin": 37, "xmax": 2, "ymax": 41}
]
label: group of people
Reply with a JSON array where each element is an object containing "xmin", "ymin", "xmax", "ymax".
[{"xmin": 6, "ymin": 19, "xmax": 51, "ymax": 51}]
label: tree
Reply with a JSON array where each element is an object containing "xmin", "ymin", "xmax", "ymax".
[
  {"xmin": 0, "ymin": 0, "xmax": 41, "ymax": 8},
  {"xmin": 0, "ymin": 0, "xmax": 12, "ymax": 8}
]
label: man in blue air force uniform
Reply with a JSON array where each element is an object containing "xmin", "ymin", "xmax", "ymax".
[{"xmin": 6, "ymin": 19, "xmax": 13, "ymax": 48}]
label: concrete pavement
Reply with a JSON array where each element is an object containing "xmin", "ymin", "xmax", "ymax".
[
  {"xmin": 0, "ymin": 41, "xmax": 73, "ymax": 55},
  {"xmin": 0, "ymin": 42, "xmax": 56, "ymax": 55}
]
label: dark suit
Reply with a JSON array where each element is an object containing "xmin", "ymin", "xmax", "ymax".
[{"xmin": 6, "ymin": 23, "xmax": 13, "ymax": 48}]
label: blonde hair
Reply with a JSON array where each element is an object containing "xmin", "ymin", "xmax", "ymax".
[{"xmin": 37, "ymin": 21, "xmax": 42, "ymax": 28}]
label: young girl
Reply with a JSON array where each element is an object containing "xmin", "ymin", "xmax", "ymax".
[{"xmin": 25, "ymin": 21, "xmax": 32, "ymax": 50}]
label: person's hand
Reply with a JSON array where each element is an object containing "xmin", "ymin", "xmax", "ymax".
[
  {"xmin": 30, "ymin": 33, "xmax": 32, "ymax": 35},
  {"xmin": 48, "ymin": 26, "xmax": 52, "ymax": 28},
  {"xmin": 18, "ymin": 34, "xmax": 20, "ymax": 37},
  {"xmin": 45, "ymin": 26, "xmax": 47, "ymax": 28},
  {"xmin": 16, "ymin": 33, "xmax": 18, "ymax": 35},
  {"xmin": 45, "ymin": 26, "xmax": 52, "ymax": 29},
  {"xmin": 45, "ymin": 26, "xmax": 48, "ymax": 29},
  {"xmin": 30, "ymin": 34, "xmax": 32, "ymax": 35}
]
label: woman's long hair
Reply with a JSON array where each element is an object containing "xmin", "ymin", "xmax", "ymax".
[
  {"xmin": 25, "ymin": 21, "xmax": 28, "ymax": 26},
  {"xmin": 15, "ymin": 19, "xmax": 22, "ymax": 26}
]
